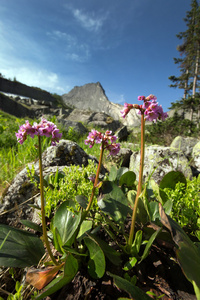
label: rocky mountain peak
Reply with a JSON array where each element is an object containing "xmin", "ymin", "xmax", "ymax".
[{"xmin": 61, "ymin": 82, "xmax": 140, "ymax": 127}]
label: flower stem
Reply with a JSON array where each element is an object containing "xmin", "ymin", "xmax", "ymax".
[
  {"xmin": 38, "ymin": 136, "xmax": 59, "ymax": 265},
  {"xmin": 85, "ymin": 145, "xmax": 104, "ymax": 214},
  {"xmin": 127, "ymin": 112, "xmax": 145, "ymax": 250}
]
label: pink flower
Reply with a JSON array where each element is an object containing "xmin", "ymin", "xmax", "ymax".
[
  {"xmin": 15, "ymin": 117, "xmax": 62, "ymax": 145},
  {"xmin": 138, "ymin": 95, "xmax": 146, "ymax": 101},
  {"xmin": 120, "ymin": 103, "xmax": 134, "ymax": 118},
  {"xmin": 85, "ymin": 129, "xmax": 120, "ymax": 156},
  {"xmin": 120, "ymin": 94, "xmax": 168, "ymax": 122}
]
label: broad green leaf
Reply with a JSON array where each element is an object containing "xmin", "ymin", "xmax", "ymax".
[
  {"xmin": 77, "ymin": 220, "xmax": 93, "ymax": 240},
  {"xmin": 159, "ymin": 171, "xmax": 186, "ymax": 203},
  {"xmin": 52, "ymin": 201, "xmax": 81, "ymax": 246},
  {"xmin": 149, "ymin": 201, "xmax": 159, "ymax": 221},
  {"xmin": 84, "ymin": 236, "xmax": 105, "ymax": 279},
  {"xmin": 76, "ymin": 195, "xmax": 88, "ymax": 209},
  {"xmin": 116, "ymin": 167, "xmax": 129, "ymax": 181},
  {"xmin": 107, "ymin": 272, "xmax": 152, "ymax": 300},
  {"xmin": 0, "ymin": 224, "xmax": 45, "ymax": 268},
  {"xmin": 98, "ymin": 181, "xmax": 132, "ymax": 225},
  {"xmin": 35, "ymin": 253, "xmax": 78, "ymax": 300},
  {"xmin": 108, "ymin": 165, "xmax": 118, "ymax": 181},
  {"xmin": 119, "ymin": 171, "xmax": 136, "ymax": 188},
  {"xmin": 52, "ymin": 227, "xmax": 64, "ymax": 254},
  {"xmin": 62, "ymin": 246, "xmax": 87, "ymax": 256},
  {"xmin": 159, "ymin": 204, "xmax": 200, "ymax": 294},
  {"xmin": 20, "ymin": 219, "xmax": 43, "ymax": 233},
  {"xmin": 127, "ymin": 190, "xmax": 149, "ymax": 223},
  {"xmin": 163, "ymin": 199, "xmax": 173, "ymax": 215},
  {"xmin": 87, "ymin": 234, "xmax": 122, "ymax": 266}
]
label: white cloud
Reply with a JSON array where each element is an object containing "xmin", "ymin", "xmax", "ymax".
[
  {"xmin": 71, "ymin": 9, "xmax": 107, "ymax": 32},
  {"xmin": 1, "ymin": 64, "xmax": 67, "ymax": 94},
  {"xmin": 46, "ymin": 30, "xmax": 76, "ymax": 46},
  {"xmin": 47, "ymin": 30, "xmax": 90, "ymax": 62}
]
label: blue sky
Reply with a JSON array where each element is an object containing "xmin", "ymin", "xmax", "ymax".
[{"xmin": 0, "ymin": 0, "xmax": 191, "ymax": 111}]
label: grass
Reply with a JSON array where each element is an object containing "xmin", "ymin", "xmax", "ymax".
[{"xmin": 0, "ymin": 112, "xmax": 51, "ymax": 194}]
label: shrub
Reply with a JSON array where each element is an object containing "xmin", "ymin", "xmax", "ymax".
[
  {"xmin": 44, "ymin": 160, "xmax": 98, "ymax": 217},
  {"xmin": 164, "ymin": 175, "xmax": 200, "ymax": 240}
]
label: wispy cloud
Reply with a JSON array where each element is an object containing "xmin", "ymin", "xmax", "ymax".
[
  {"xmin": 1, "ymin": 64, "xmax": 65, "ymax": 93},
  {"xmin": 47, "ymin": 30, "xmax": 90, "ymax": 62},
  {"xmin": 70, "ymin": 8, "xmax": 107, "ymax": 32}
]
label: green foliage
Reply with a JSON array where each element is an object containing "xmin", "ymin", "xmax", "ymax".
[
  {"xmin": 61, "ymin": 126, "xmax": 82, "ymax": 142},
  {"xmin": 145, "ymin": 115, "xmax": 199, "ymax": 146},
  {"xmin": 164, "ymin": 175, "xmax": 200, "ymax": 239},
  {"xmin": 44, "ymin": 161, "xmax": 98, "ymax": 217},
  {"xmin": 0, "ymin": 224, "xmax": 45, "ymax": 268}
]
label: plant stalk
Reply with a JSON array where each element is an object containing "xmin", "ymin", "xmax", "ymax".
[
  {"xmin": 38, "ymin": 136, "xmax": 59, "ymax": 265},
  {"xmin": 127, "ymin": 112, "xmax": 145, "ymax": 249},
  {"xmin": 85, "ymin": 145, "xmax": 104, "ymax": 213}
]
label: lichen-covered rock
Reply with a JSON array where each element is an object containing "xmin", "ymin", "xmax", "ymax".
[
  {"xmin": 192, "ymin": 141, "xmax": 200, "ymax": 173},
  {"xmin": 57, "ymin": 119, "xmax": 88, "ymax": 136},
  {"xmin": 129, "ymin": 145, "xmax": 192, "ymax": 184},
  {"xmin": 0, "ymin": 140, "xmax": 105, "ymax": 226},
  {"xmin": 115, "ymin": 126, "xmax": 129, "ymax": 141},
  {"xmin": 110, "ymin": 148, "xmax": 133, "ymax": 168},
  {"xmin": 170, "ymin": 136, "xmax": 199, "ymax": 158}
]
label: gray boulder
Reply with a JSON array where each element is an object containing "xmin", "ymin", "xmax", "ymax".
[
  {"xmin": 0, "ymin": 140, "xmax": 106, "ymax": 226},
  {"xmin": 59, "ymin": 109, "xmax": 120, "ymax": 131},
  {"xmin": 192, "ymin": 142, "xmax": 200, "ymax": 174},
  {"xmin": 58, "ymin": 119, "xmax": 88, "ymax": 136},
  {"xmin": 111, "ymin": 148, "xmax": 133, "ymax": 168},
  {"xmin": 170, "ymin": 136, "xmax": 199, "ymax": 158},
  {"xmin": 115, "ymin": 126, "xmax": 129, "ymax": 141},
  {"xmin": 129, "ymin": 145, "xmax": 192, "ymax": 184}
]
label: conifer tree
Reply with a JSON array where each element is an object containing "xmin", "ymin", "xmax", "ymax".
[{"xmin": 169, "ymin": 0, "xmax": 200, "ymax": 122}]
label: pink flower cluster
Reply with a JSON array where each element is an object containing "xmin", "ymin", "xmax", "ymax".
[
  {"xmin": 15, "ymin": 117, "xmax": 62, "ymax": 146},
  {"xmin": 120, "ymin": 94, "xmax": 168, "ymax": 122},
  {"xmin": 85, "ymin": 129, "xmax": 120, "ymax": 156}
]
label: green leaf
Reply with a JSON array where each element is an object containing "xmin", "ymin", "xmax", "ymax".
[
  {"xmin": 107, "ymin": 272, "xmax": 152, "ymax": 300},
  {"xmin": 139, "ymin": 228, "xmax": 162, "ymax": 263},
  {"xmin": 52, "ymin": 227, "xmax": 64, "ymax": 254},
  {"xmin": 119, "ymin": 171, "xmax": 136, "ymax": 188},
  {"xmin": 87, "ymin": 234, "xmax": 122, "ymax": 266},
  {"xmin": 62, "ymin": 246, "xmax": 87, "ymax": 256},
  {"xmin": 35, "ymin": 253, "xmax": 78, "ymax": 300},
  {"xmin": 84, "ymin": 235, "xmax": 106, "ymax": 279},
  {"xmin": 0, "ymin": 224, "xmax": 45, "ymax": 268},
  {"xmin": 159, "ymin": 204, "xmax": 200, "ymax": 294},
  {"xmin": 149, "ymin": 201, "xmax": 159, "ymax": 221},
  {"xmin": 159, "ymin": 171, "xmax": 187, "ymax": 203},
  {"xmin": 123, "ymin": 257, "xmax": 137, "ymax": 271},
  {"xmin": 20, "ymin": 219, "xmax": 43, "ymax": 233},
  {"xmin": 77, "ymin": 220, "xmax": 93, "ymax": 240},
  {"xmin": 108, "ymin": 165, "xmax": 118, "ymax": 181},
  {"xmin": 163, "ymin": 199, "xmax": 173, "ymax": 215},
  {"xmin": 76, "ymin": 195, "xmax": 88, "ymax": 209},
  {"xmin": 131, "ymin": 230, "xmax": 143, "ymax": 256},
  {"xmin": 98, "ymin": 181, "xmax": 132, "ymax": 225},
  {"xmin": 52, "ymin": 201, "xmax": 81, "ymax": 247}
]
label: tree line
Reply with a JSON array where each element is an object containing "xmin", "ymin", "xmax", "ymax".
[{"xmin": 169, "ymin": 0, "xmax": 200, "ymax": 123}]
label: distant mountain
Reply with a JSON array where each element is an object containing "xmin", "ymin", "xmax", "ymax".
[
  {"xmin": 0, "ymin": 77, "xmax": 56, "ymax": 103},
  {"xmin": 61, "ymin": 82, "xmax": 141, "ymax": 127}
]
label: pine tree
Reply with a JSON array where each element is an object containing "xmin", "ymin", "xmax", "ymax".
[{"xmin": 169, "ymin": 0, "xmax": 200, "ymax": 122}]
